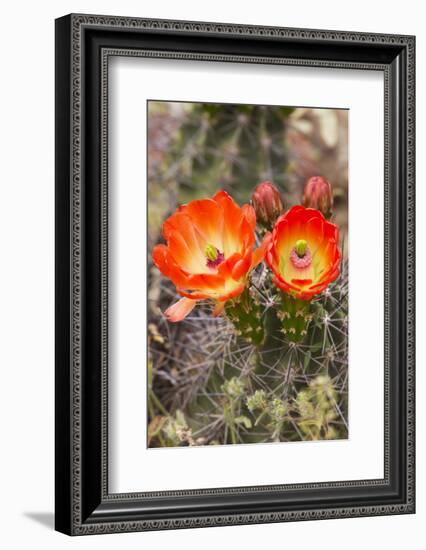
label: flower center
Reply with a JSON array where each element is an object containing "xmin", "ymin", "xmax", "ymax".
[
  {"xmin": 295, "ymin": 239, "xmax": 307, "ymax": 257},
  {"xmin": 205, "ymin": 243, "xmax": 225, "ymax": 269},
  {"xmin": 290, "ymin": 240, "xmax": 312, "ymax": 269}
]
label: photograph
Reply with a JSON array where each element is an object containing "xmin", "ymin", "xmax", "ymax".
[{"xmin": 147, "ymin": 100, "xmax": 349, "ymax": 448}]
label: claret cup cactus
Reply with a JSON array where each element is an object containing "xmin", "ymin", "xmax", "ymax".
[{"xmin": 149, "ymin": 178, "xmax": 348, "ymax": 447}]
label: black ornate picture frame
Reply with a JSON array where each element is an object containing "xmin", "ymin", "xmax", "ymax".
[{"xmin": 55, "ymin": 14, "xmax": 415, "ymax": 535}]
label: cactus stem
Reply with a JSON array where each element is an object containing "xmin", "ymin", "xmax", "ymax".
[
  {"xmin": 278, "ymin": 293, "xmax": 313, "ymax": 343},
  {"xmin": 225, "ymin": 287, "xmax": 266, "ymax": 347}
]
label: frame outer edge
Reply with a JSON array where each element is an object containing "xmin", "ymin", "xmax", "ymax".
[
  {"xmin": 55, "ymin": 14, "xmax": 73, "ymax": 536},
  {"xmin": 60, "ymin": 13, "xmax": 415, "ymax": 535}
]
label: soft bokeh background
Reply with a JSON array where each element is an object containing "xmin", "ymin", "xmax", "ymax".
[
  {"xmin": 147, "ymin": 101, "xmax": 348, "ymax": 448},
  {"xmin": 148, "ymin": 102, "xmax": 348, "ymax": 254}
]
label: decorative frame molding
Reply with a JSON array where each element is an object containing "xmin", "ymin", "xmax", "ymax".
[{"xmin": 55, "ymin": 14, "xmax": 415, "ymax": 535}]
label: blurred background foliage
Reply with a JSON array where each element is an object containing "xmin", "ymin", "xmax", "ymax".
[{"xmin": 147, "ymin": 101, "xmax": 349, "ymax": 448}]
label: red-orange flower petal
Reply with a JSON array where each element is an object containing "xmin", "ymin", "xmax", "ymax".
[
  {"xmin": 231, "ymin": 249, "xmax": 252, "ymax": 281},
  {"xmin": 213, "ymin": 302, "xmax": 226, "ymax": 317},
  {"xmin": 176, "ymin": 289, "xmax": 211, "ymax": 300},
  {"xmin": 251, "ymin": 234, "xmax": 269, "ymax": 269},
  {"xmin": 217, "ymin": 282, "xmax": 246, "ymax": 302},
  {"xmin": 152, "ymin": 244, "xmax": 191, "ymax": 289},
  {"xmin": 164, "ymin": 297, "xmax": 197, "ymax": 322},
  {"xmin": 241, "ymin": 203, "xmax": 256, "ymax": 232}
]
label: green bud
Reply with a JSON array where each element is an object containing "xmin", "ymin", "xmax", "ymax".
[
  {"xmin": 222, "ymin": 377, "xmax": 245, "ymax": 399},
  {"xmin": 246, "ymin": 390, "xmax": 268, "ymax": 412},
  {"xmin": 270, "ymin": 398, "xmax": 288, "ymax": 422}
]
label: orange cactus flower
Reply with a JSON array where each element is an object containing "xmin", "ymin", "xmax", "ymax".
[
  {"xmin": 265, "ymin": 205, "xmax": 340, "ymax": 300},
  {"xmin": 152, "ymin": 190, "xmax": 266, "ymax": 322}
]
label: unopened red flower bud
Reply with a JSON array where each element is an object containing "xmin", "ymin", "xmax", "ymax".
[
  {"xmin": 252, "ymin": 181, "xmax": 284, "ymax": 229},
  {"xmin": 302, "ymin": 176, "xmax": 333, "ymax": 218}
]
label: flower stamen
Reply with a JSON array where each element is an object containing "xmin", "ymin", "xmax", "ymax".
[{"xmin": 205, "ymin": 243, "xmax": 225, "ymax": 269}]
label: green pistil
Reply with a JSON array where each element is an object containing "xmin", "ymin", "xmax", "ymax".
[
  {"xmin": 205, "ymin": 243, "xmax": 219, "ymax": 262},
  {"xmin": 295, "ymin": 239, "xmax": 308, "ymax": 258}
]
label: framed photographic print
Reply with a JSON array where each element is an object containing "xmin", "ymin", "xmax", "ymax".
[{"xmin": 55, "ymin": 14, "xmax": 415, "ymax": 535}]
